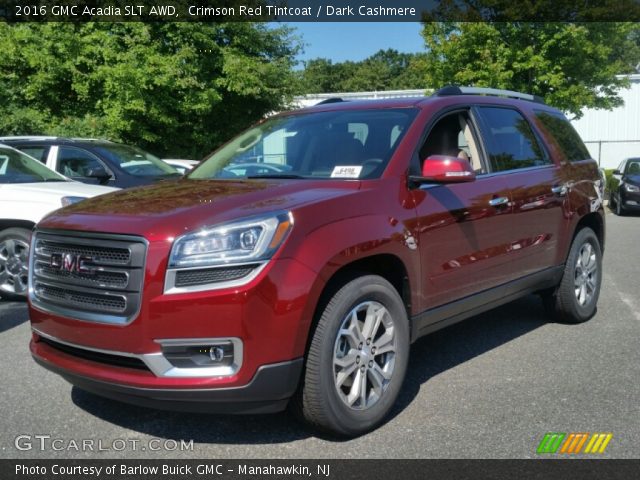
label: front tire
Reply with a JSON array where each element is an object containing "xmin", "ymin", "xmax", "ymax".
[
  {"xmin": 300, "ymin": 275, "xmax": 409, "ymax": 437},
  {"xmin": 614, "ymin": 191, "xmax": 625, "ymax": 216},
  {"xmin": 543, "ymin": 227, "xmax": 602, "ymax": 323},
  {"xmin": 0, "ymin": 228, "xmax": 31, "ymax": 301}
]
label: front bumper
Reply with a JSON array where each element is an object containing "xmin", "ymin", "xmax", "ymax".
[
  {"xmin": 621, "ymin": 188, "xmax": 640, "ymax": 210},
  {"xmin": 32, "ymin": 337, "xmax": 303, "ymax": 414}
]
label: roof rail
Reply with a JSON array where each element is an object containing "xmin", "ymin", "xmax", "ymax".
[
  {"xmin": 315, "ymin": 97, "xmax": 345, "ymax": 105},
  {"xmin": 435, "ymin": 86, "xmax": 545, "ymax": 104}
]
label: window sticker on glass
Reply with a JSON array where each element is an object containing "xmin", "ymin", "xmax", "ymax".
[{"xmin": 331, "ymin": 165, "xmax": 363, "ymax": 178}]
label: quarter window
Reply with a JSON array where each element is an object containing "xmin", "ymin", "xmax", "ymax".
[
  {"xmin": 534, "ymin": 110, "xmax": 590, "ymax": 162},
  {"xmin": 476, "ymin": 107, "xmax": 548, "ymax": 172}
]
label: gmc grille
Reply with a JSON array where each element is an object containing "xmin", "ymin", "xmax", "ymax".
[{"xmin": 30, "ymin": 231, "xmax": 147, "ymax": 325}]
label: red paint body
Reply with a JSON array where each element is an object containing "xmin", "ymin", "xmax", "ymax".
[{"xmin": 29, "ymin": 95, "xmax": 604, "ymax": 403}]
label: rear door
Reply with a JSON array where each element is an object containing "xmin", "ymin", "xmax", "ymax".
[{"xmin": 473, "ymin": 106, "xmax": 568, "ymax": 278}]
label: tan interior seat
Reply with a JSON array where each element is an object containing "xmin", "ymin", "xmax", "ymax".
[{"xmin": 458, "ymin": 115, "xmax": 482, "ymax": 172}]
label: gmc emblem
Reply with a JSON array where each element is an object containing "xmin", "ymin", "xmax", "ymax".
[{"xmin": 50, "ymin": 253, "xmax": 94, "ymax": 275}]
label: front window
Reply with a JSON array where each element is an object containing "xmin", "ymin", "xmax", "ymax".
[
  {"xmin": 625, "ymin": 158, "xmax": 640, "ymax": 175},
  {"xmin": 189, "ymin": 108, "xmax": 418, "ymax": 180},
  {"xmin": 93, "ymin": 145, "xmax": 180, "ymax": 177},
  {"xmin": 0, "ymin": 147, "xmax": 66, "ymax": 183}
]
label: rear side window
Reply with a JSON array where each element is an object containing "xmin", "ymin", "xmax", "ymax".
[
  {"xmin": 534, "ymin": 110, "xmax": 590, "ymax": 162},
  {"xmin": 475, "ymin": 107, "xmax": 549, "ymax": 172},
  {"xmin": 17, "ymin": 146, "xmax": 49, "ymax": 163}
]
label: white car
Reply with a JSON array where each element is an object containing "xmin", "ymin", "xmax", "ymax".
[
  {"xmin": 0, "ymin": 145, "xmax": 118, "ymax": 300},
  {"xmin": 162, "ymin": 159, "xmax": 199, "ymax": 175}
]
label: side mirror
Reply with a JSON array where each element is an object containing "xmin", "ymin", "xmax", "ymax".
[
  {"xmin": 419, "ymin": 155, "xmax": 476, "ymax": 183},
  {"xmin": 86, "ymin": 167, "xmax": 111, "ymax": 184},
  {"xmin": 613, "ymin": 169, "xmax": 621, "ymax": 175}
]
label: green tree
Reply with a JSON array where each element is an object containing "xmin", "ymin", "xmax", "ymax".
[
  {"xmin": 0, "ymin": 22, "xmax": 300, "ymax": 158},
  {"xmin": 298, "ymin": 49, "xmax": 427, "ymax": 94},
  {"xmin": 421, "ymin": 23, "xmax": 640, "ymax": 118}
]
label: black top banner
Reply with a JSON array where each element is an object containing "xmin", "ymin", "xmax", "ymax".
[{"xmin": 1, "ymin": 0, "xmax": 640, "ymax": 22}]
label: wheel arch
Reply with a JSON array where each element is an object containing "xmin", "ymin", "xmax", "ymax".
[
  {"xmin": 573, "ymin": 211, "xmax": 605, "ymax": 254},
  {"xmin": 302, "ymin": 253, "xmax": 413, "ymax": 356},
  {"xmin": 0, "ymin": 219, "xmax": 36, "ymax": 233}
]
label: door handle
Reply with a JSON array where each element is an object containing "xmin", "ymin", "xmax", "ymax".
[
  {"xmin": 551, "ymin": 185, "xmax": 568, "ymax": 196},
  {"xmin": 489, "ymin": 196, "xmax": 509, "ymax": 207}
]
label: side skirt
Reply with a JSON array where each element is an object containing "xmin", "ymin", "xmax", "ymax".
[{"xmin": 411, "ymin": 266, "xmax": 564, "ymax": 343}]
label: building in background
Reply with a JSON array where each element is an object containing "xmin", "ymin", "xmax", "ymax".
[
  {"xmin": 571, "ymin": 74, "xmax": 640, "ymax": 169},
  {"xmin": 294, "ymin": 75, "xmax": 640, "ymax": 169}
]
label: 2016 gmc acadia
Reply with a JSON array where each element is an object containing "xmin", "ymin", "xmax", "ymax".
[{"xmin": 28, "ymin": 87, "xmax": 605, "ymax": 436}]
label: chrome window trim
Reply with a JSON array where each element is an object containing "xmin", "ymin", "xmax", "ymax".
[
  {"xmin": 163, "ymin": 261, "xmax": 268, "ymax": 295},
  {"xmin": 33, "ymin": 329, "xmax": 243, "ymax": 379}
]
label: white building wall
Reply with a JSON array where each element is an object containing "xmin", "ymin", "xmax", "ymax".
[
  {"xmin": 571, "ymin": 74, "xmax": 640, "ymax": 169},
  {"xmin": 293, "ymin": 90, "xmax": 427, "ymax": 108}
]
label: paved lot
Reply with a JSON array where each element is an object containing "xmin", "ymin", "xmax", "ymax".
[{"xmin": 1, "ymin": 212, "xmax": 638, "ymax": 459}]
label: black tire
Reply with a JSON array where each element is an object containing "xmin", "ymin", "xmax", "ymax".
[
  {"xmin": 542, "ymin": 227, "xmax": 602, "ymax": 324},
  {"xmin": 608, "ymin": 191, "xmax": 615, "ymax": 211},
  {"xmin": 0, "ymin": 227, "xmax": 31, "ymax": 301},
  {"xmin": 614, "ymin": 192, "xmax": 625, "ymax": 216},
  {"xmin": 299, "ymin": 275, "xmax": 409, "ymax": 437}
]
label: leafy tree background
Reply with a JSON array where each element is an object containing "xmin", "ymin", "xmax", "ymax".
[
  {"xmin": 297, "ymin": 49, "xmax": 427, "ymax": 93},
  {"xmin": 420, "ymin": 23, "xmax": 640, "ymax": 118},
  {"xmin": 1, "ymin": 21, "xmax": 639, "ymax": 158},
  {"xmin": 0, "ymin": 22, "xmax": 300, "ymax": 158}
]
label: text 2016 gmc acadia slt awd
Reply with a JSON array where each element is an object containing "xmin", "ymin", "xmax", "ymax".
[{"xmin": 28, "ymin": 87, "xmax": 605, "ymax": 437}]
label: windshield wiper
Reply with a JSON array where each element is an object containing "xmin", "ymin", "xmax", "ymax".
[
  {"xmin": 246, "ymin": 174, "xmax": 306, "ymax": 179},
  {"xmin": 44, "ymin": 178, "xmax": 67, "ymax": 182}
]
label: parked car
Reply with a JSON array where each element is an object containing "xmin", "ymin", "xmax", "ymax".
[
  {"xmin": 162, "ymin": 159, "xmax": 199, "ymax": 175},
  {"xmin": 609, "ymin": 157, "xmax": 640, "ymax": 215},
  {"xmin": 28, "ymin": 87, "xmax": 604, "ymax": 437},
  {"xmin": 220, "ymin": 162, "xmax": 292, "ymax": 177},
  {"xmin": 0, "ymin": 137, "xmax": 181, "ymax": 188},
  {"xmin": 0, "ymin": 144, "xmax": 117, "ymax": 300}
]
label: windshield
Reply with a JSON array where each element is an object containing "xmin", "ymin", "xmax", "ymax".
[
  {"xmin": 626, "ymin": 159, "xmax": 640, "ymax": 175},
  {"xmin": 0, "ymin": 146, "xmax": 67, "ymax": 183},
  {"xmin": 189, "ymin": 108, "xmax": 418, "ymax": 180},
  {"xmin": 94, "ymin": 145, "xmax": 180, "ymax": 177}
]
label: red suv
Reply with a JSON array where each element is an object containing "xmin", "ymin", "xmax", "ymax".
[{"xmin": 28, "ymin": 87, "xmax": 605, "ymax": 436}]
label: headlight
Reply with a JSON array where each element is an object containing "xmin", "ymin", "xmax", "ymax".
[
  {"xmin": 624, "ymin": 183, "xmax": 639, "ymax": 193},
  {"xmin": 168, "ymin": 212, "xmax": 293, "ymax": 268},
  {"xmin": 60, "ymin": 196, "xmax": 87, "ymax": 207}
]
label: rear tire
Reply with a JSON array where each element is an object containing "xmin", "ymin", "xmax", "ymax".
[
  {"xmin": 542, "ymin": 227, "xmax": 601, "ymax": 324},
  {"xmin": 0, "ymin": 228, "xmax": 31, "ymax": 301},
  {"xmin": 299, "ymin": 275, "xmax": 409, "ymax": 437}
]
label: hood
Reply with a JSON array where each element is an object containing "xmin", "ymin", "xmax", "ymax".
[
  {"xmin": 0, "ymin": 181, "xmax": 117, "ymax": 201},
  {"xmin": 37, "ymin": 178, "xmax": 361, "ymax": 240},
  {"xmin": 625, "ymin": 173, "xmax": 640, "ymax": 185}
]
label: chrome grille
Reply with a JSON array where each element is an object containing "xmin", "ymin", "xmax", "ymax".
[
  {"xmin": 36, "ymin": 241, "xmax": 131, "ymax": 264},
  {"xmin": 30, "ymin": 230, "xmax": 147, "ymax": 324}
]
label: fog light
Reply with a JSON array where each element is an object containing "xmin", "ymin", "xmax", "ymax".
[
  {"xmin": 162, "ymin": 341, "xmax": 235, "ymax": 369},
  {"xmin": 209, "ymin": 346, "xmax": 224, "ymax": 362}
]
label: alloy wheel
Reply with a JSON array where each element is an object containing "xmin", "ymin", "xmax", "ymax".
[
  {"xmin": 333, "ymin": 301, "xmax": 397, "ymax": 410},
  {"xmin": 574, "ymin": 242, "xmax": 597, "ymax": 307},
  {"xmin": 0, "ymin": 238, "xmax": 30, "ymax": 296}
]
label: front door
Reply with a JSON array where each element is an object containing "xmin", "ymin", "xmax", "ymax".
[{"xmin": 412, "ymin": 109, "xmax": 515, "ymax": 309}]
